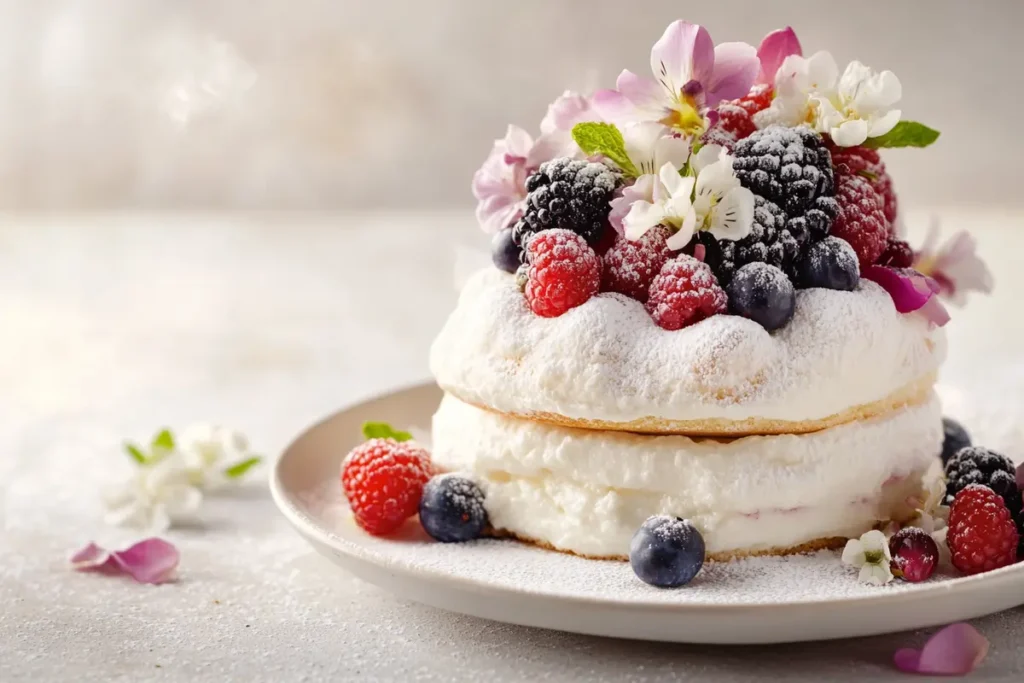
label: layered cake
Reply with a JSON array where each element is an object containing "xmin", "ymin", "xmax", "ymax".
[{"xmin": 342, "ymin": 19, "xmax": 1003, "ymax": 586}]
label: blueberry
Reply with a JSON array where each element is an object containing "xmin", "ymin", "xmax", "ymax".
[
  {"xmin": 940, "ymin": 417, "xmax": 971, "ymax": 466},
  {"xmin": 629, "ymin": 515, "xmax": 705, "ymax": 588},
  {"xmin": 797, "ymin": 236, "xmax": 860, "ymax": 291},
  {"xmin": 491, "ymin": 228, "xmax": 521, "ymax": 273},
  {"xmin": 725, "ymin": 262, "xmax": 795, "ymax": 331},
  {"xmin": 418, "ymin": 474, "xmax": 489, "ymax": 542}
]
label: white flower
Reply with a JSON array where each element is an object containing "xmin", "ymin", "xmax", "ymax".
[
  {"xmin": 622, "ymin": 161, "xmax": 696, "ymax": 248},
  {"xmin": 622, "ymin": 122, "xmax": 692, "ymax": 177},
  {"xmin": 907, "ymin": 475, "xmax": 950, "ymax": 536},
  {"xmin": 177, "ymin": 423, "xmax": 253, "ymax": 490},
  {"xmin": 842, "ymin": 529, "xmax": 894, "ymax": 585},
  {"xmin": 754, "ymin": 51, "xmax": 902, "ymax": 147},
  {"xmin": 689, "ymin": 145, "xmax": 755, "ymax": 242},
  {"xmin": 102, "ymin": 453, "xmax": 202, "ymax": 532}
]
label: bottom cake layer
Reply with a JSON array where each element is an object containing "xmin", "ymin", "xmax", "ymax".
[{"xmin": 430, "ymin": 393, "xmax": 943, "ymax": 559}]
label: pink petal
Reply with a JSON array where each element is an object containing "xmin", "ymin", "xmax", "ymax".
[
  {"xmin": 863, "ymin": 266, "xmax": 950, "ymax": 326},
  {"xmin": 593, "ymin": 88, "xmax": 642, "ymax": 124},
  {"xmin": 756, "ymin": 27, "xmax": 802, "ymax": 85},
  {"xmin": 110, "ymin": 538, "xmax": 180, "ymax": 584},
  {"xmin": 501, "ymin": 125, "xmax": 535, "ymax": 161},
  {"xmin": 650, "ymin": 21, "xmax": 714, "ymax": 96},
  {"xmin": 706, "ymin": 42, "xmax": 760, "ymax": 106},
  {"xmin": 526, "ymin": 130, "xmax": 577, "ymax": 170},
  {"xmin": 540, "ymin": 91, "xmax": 596, "ymax": 134},
  {"xmin": 70, "ymin": 542, "xmax": 112, "ymax": 569},
  {"xmin": 894, "ymin": 623, "xmax": 989, "ymax": 675},
  {"xmin": 608, "ymin": 177, "xmax": 654, "ymax": 236}
]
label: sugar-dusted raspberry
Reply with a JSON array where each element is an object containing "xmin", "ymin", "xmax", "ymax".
[
  {"xmin": 947, "ymin": 484, "xmax": 1020, "ymax": 575},
  {"xmin": 828, "ymin": 144, "xmax": 898, "ymax": 228},
  {"xmin": 341, "ymin": 438, "xmax": 433, "ymax": 536},
  {"xmin": 829, "ymin": 174, "xmax": 888, "ymax": 269},
  {"xmin": 702, "ymin": 85, "xmax": 773, "ymax": 150},
  {"xmin": 645, "ymin": 256, "xmax": 728, "ymax": 330},
  {"xmin": 601, "ymin": 226, "xmax": 673, "ymax": 302},
  {"xmin": 524, "ymin": 229, "xmax": 601, "ymax": 317},
  {"xmin": 876, "ymin": 237, "xmax": 914, "ymax": 268}
]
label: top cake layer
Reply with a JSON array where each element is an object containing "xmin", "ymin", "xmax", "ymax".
[{"xmin": 430, "ymin": 269, "xmax": 945, "ymax": 435}]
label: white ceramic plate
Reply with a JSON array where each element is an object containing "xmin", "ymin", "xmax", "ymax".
[{"xmin": 271, "ymin": 382, "xmax": 1024, "ymax": 644}]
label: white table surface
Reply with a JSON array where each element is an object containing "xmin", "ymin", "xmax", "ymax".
[{"xmin": 2, "ymin": 211, "xmax": 1023, "ymax": 682}]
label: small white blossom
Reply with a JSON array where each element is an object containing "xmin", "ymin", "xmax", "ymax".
[
  {"xmin": 754, "ymin": 51, "xmax": 902, "ymax": 147},
  {"xmin": 102, "ymin": 453, "xmax": 202, "ymax": 533},
  {"xmin": 689, "ymin": 145, "xmax": 755, "ymax": 243},
  {"xmin": 842, "ymin": 529, "xmax": 894, "ymax": 585},
  {"xmin": 177, "ymin": 423, "xmax": 253, "ymax": 490},
  {"xmin": 623, "ymin": 161, "xmax": 697, "ymax": 247}
]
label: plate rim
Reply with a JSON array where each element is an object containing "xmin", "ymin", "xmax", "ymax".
[{"xmin": 270, "ymin": 380, "xmax": 1024, "ymax": 616}]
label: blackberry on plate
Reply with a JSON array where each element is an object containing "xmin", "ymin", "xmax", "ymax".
[
  {"xmin": 511, "ymin": 157, "xmax": 621, "ymax": 262},
  {"xmin": 725, "ymin": 262, "xmax": 796, "ymax": 331},
  {"xmin": 944, "ymin": 447, "xmax": 1023, "ymax": 542},
  {"xmin": 940, "ymin": 417, "xmax": 972, "ymax": 466},
  {"xmin": 693, "ymin": 195, "xmax": 797, "ymax": 285}
]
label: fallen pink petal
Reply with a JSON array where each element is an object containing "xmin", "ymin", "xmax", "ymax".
[
  {"xmin": 863, "ymin": 266, "xmax": 950, "ymax": 326},
  {"xmin": 894, "ymin": 623, "xmax": 989, "ymax": 676},
  {"xmin": 70, "ymin": 538, "xmax": 179, "ymax": 585}
]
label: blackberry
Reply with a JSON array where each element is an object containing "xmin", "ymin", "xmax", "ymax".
[
  {"xmin": 511, "ymin": 158, "xmax": 621, "ymax": 262},
  {"xmin": 944, "ymin": 447, "xmax": 1023, "ymax": 545},
  {"xmin": 940, "ymin": 417, "xmax": 972, "ymax": 466},
  {"xmin": 694, "ymin": 195, "xmax": 798, "ymax": 285}
]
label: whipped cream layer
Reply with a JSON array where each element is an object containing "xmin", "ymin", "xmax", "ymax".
[
  {"xmin": 430, "ymin": 269, "xmax": 945, "ymax": 427},
  {"xmin": 431, "ymin": 394, "xmax": 943, "ymax": 557}
]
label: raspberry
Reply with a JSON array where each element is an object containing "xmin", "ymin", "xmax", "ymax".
[
  {"xmin": 524, "ymin": 229, "xmax": 601, "ymax": 317},
  {"xmin": 341, "ymin": 439, "xmax": 433, "ymax": 536},
  {"xmin": 829, "ymin": 174, "xmax": 888, "ymax": 269},
  {"xmin": 645, "ymin": 256, "xmax": 728, "ymax": 330},
  {"xmin": 876, "ymin": 237, "xmax": 914, "ymax": 268},
  {"xmin": 702, "ymin": 85, "xmax": 772, "ymax": 150},
  {"xmin": 511, "ymin": 158, "xmax": 621, "ymax": 262},
  {"xmin": 947, "ymin": 484, "xmax": 1020, "ymax": 575},
  {"xmin": 828, "ymin": 144, "xmax": 898, "ymax": 228},
  {"xmin": 601, "ymin": 226, "xmax": 673, "ymax": 301},
  {"xmin": 944, "ymin": 447, "xmax": 1023, "ymax": 545}
]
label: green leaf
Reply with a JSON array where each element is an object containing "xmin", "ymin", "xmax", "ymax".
[
  {"xmin": 571, "ymin": 122, "xmax": 639, "ymax": 177},
  {"xmin": 862, "ymin": 121, "xmax": 940, "ymax": 149},
  {"xmin": 223, "ymin": 456, "xmax": 262, "ymax": 479},
  {"xmin": 151, "ymin": 428, "xmax": 176, "ymax": 451},
  {"xmin": 124, "ymin": 442, "xmax": 147, "ymax": 464},
  {"xmin": 857, "ymin": 169, "xmax": 879, "ymax": 181},
  {"xmin": 361, "ymin": 421, "xmax": 413, "ymax": 442}
]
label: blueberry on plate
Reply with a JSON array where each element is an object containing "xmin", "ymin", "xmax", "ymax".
[
  {"xmin": 940, "ymin": 417, "xmax": 971, "ymax": 466},
  {"xmin": 419, "ymin": 474, "xmax": 489, "ymax": 542},
  {"xmin": 629, "ymin": 515, "xmax": 705, "ymax": 588},
  {"xmin": 491, "ymin": 228, "xmax": 522, "ymax": 273},
  {"xmin": 725, "ymin": 262, "xmax": 796, "ymax": 331},
  {"xmin": 797, "ymin": 236, "xmax": 860, "ymax": 291}
]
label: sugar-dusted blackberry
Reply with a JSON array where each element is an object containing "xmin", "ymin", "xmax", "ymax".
[
  {"xmin": 732, "ymin": 125, "xmax": 839, "ymax": 244},
  {"xmin": 944, "ymin": 447, "xmax": 1023, "ymax": 543},
  {"xmin": 693, "ymin": 195, "xmax": 798, "ymax": 285},
  {"xmin": 511, "ymin": 158, "xmax": 621, "ymax": 262}
]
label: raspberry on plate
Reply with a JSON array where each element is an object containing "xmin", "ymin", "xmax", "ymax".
[
  {"xmin": 947, "ymin": 484, "xmax": 1020, "ymax": 575},
  {"xmin": 829, "ymin": 173, "xmax": 888, "ymax": 269},
  {"xmin": 645, "ymin": 256, "xmax": 728, "ymax": 330},
  {"xmin": 601, "ymin": 226, "xmax": 673, "ymax": 302},
  {"xmin": 828, "ymin": 143, "xmax": 898, "ymax": 228},
  {"xmin": 524, "ymin": 229, "xmax": 601, "ymax": 317},
  {"xmin": 341, "ymin": 438, "xmax": 433, "ymax": 536}
]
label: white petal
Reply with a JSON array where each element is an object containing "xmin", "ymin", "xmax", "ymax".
[
  {"xmin": 841, "ymin": 539, "xmax": 866, "ymax": 567},
  {"xmin": 164, "ymin": 485, "xmax": 203, "ymax": 517},
  {"xmin": 805, "ymin": 51, "xmax": 839, "ymax": 91},
  {"xmin": 147, "ymin": 505, "xmax": 172, "ymax": 534},
  {"xmin": 665, "ymin": 214, "xmax": 697, "ymax": 250},
  {"xmin": 860, "ymin": 530, "xmax": 890, "ymax": 555},
  {"xmin": 653, "ymin": 134, "xmax": 692, "ymax": 173},
  {"xmin": 708, "ymin": 187, "xmax": 755, "ymax": 241},
  {"xmin": 104, "ymin": 500, "xmax": 150, "ymax": 529},
  {"xmin": 837, "ymin": 60, "xmax": 872, "ymax": 99},
  {"xmin": 623, "ymin": 201, "xmax": 667, "ymax": 241},
  {"xmin": 658, "ymin": 162, "xmax": 690, "ymax": 197},
  {"xmin": 830, "ymin": 119, "xmax": 869, "ymax": 147},
  {"xmin": 623, "ymin": 122, "xmax": 674, "ymax": 175},
  {"xmin": 866, "ymin": 109, "xmax": 901, "ymax": 138},
  {"xmin": 691, "ymin": 143, "xmax": 724, "ymax": 174},
  {"xmin": 859, "ymin": 563, "xmax": 894, "ymax": 586}
]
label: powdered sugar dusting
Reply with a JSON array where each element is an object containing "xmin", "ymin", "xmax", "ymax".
[{"xmin": 430, "ymin": 268, "xmax": 945, "ymax": 424}]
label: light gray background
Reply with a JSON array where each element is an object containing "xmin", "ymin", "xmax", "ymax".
[{"xmin": 1, "ymin": 0, "xmax": 1021, "ymax": 209}]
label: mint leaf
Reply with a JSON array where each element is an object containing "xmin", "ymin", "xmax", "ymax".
[
  {"xmin": 223, "ymin": 456, "xmax": 262, "ymax": 479},
  {"xmin": 151, "ymin": 428, "xmax": 175, "ymax": 451},
  {"xmin": 124, "ymin": 442, "xmax": 147, "ymax": 464},
  {"xmin": 857, "ymin": 170, "xmax": 879, "ymax": 181},
  {"xmin": 862, "ymin": 121, "xmax": 940, "ymax": 149},
  {"xmin": 361, "ymin": 421, "xmax": 413, "ymax": 442},
  {"xmin": 571, "ymin": 122, "xmax": 639, "ymax": 177}
]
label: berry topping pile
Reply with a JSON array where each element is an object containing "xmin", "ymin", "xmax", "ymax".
[
  {"xmin": 523, "ymin": 228, "xmax": 601, "ymax": 317},
  {"xmin": 645, "ymin": 256, "xmax": 728, "ymax": 331}
]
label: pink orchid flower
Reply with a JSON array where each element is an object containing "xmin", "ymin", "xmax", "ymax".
[
  {"xmin": 913, "ymin": 222, "xmax": 994, "ymax": 306},
  {"xmin": 593, "ymin": 21, "xmax": 759, "ymax": 135},
  {"xmin": 755, "ymin": 27, "xmax": 802, "ymax": 85},
  {"xmin": 472, "ymin": 92, "xmax": 596, "ymax": 234}
]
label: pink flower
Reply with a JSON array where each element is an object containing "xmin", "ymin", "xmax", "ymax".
[
  {"xmin": 70, "ymin": 538, "xmax": 179, "ymax": 585},
  {"xmin": 755, "ymin": 27, "xmax": 802, "ymax": 85},
  {"xmin": 593, "ymin": 21, "xmax": 758, "ymax": 134},
  {"xmin": 913, "ymin": 223, "xmax": 994, "ymax": 306},
  {"xmin": 472, "ymin": 92, "xmax": 596, "ymax": 234},
  {"xmin": 862, "ymin": 266, "xmax": 950, "ymax": 327},
  {"xmin": 894, "ymin": 623, "xmax": 989, "ymax": 676}
]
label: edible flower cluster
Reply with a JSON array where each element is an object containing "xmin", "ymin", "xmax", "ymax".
[{"xmin": 475, "ymin": 21, "xmax": 992, "ymax": 332}]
